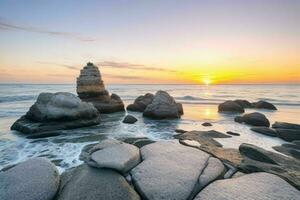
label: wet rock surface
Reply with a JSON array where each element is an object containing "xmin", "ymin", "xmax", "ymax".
[
  {"xmin": 130, "ymin": 141, "xmax": 225, "ymax": 200},
  {"xmin": 273, "ymin": 142, "xmax": 300, "ymax": 160},
  {"xmin": 0, "ymin": 158, "xmax": 60, "ymax": 200},
  {"xmin": 77, "ymin": 62, "xmax": 124, "ymax": 113},
  {"xmin": 123, "ymin": 115, "xmax": 138, "ymax": 124},
  {"xmin": 194, "ymin": 173, "xmax": 300, "ymax": 200},
  {"xmin": 253, "ymin": 100, "xmax": 277, "ymax": 110},
  {"xmin": 218, "ymin": 100, "xmax": 245, "ymax": 113},
  {"xmin": 127, "ymin": 93, "xmax": 154, "ymax": 112},
  {"xmin": 11, "ymin": 92, "xmax": 100, "ymax": 134},
  {"xmin": 251, "ymin": 127, "xmax": 277, "ymax": 137}
]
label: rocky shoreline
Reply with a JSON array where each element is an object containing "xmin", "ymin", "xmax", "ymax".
[{"xmin": 2, "ymin": 63, "xmax": 300, "ymax": 199}]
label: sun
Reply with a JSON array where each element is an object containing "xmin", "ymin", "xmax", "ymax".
[{"xmin": 203, "ymin": 78, "xmax": 212, "ymax": 86}]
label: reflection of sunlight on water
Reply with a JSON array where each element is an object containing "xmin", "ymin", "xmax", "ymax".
[{"xmin": 183, "ymin": 104, "xmax": 219, "ymax": 120}]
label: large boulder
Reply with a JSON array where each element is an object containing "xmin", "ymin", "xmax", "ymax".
[
  {"xmin": 0, "ymin": 158, "xmax": 60, "ymax": 200},
  {"xmin": 77, "ymin": 62, "xmax": 124, "ymax": 113},
  {"xmin": 253, "ymin": 100, "xmax": 277, "ymax": 110},
  {"xmin": 273, "ymin": 143, "xmax": 300, "ymax": 160},
  {"xmin": 235, "ymin": 112, "xmax": 270, "ymax": 127},
  {"xmin": 218, "ymin": 100, "xmax": 245, "ymax": 113},
  {"xmin": 123, "ymin": 115, "xmax": 138, "ymax": 124},
  {"xmin": 130, "ymin": 141, "xmax": 225, "ymax": 200},
  {"xmin": 143, "ymin": 90, "xmax": 183, "ymax": 119},
  {"xmin": 11, "ymin": 92, "xmax": 100, "ymax": 134},
  {"xmin": 194, "ymin": 173, "xmax": 300, "ymax": 200},
  {"xmin": 127, "ymin": 93, "xmax": 154, "ymax": 112},
  {"xmin": 90, "ymin": 143, "xmax": 141, "ymax": 173},
  {"xmin": 271, "ymin": 122, "xmax": 300, "ymax": 142},
  {"xmin": 239, "ymin": 143, "xmax": 300, "ymax": 190},
  {"xmin": 56, "ymin": 164, "xmax": 140, "ymax": 200},
  {"xmin": 233, "ymin": 99, "xmax": 253, "ymax": 108}
]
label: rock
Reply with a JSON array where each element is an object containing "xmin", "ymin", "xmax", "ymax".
[
  {"xmin": 130, "ymin": 141, "xmax": 225, "ymax": 200},
  {"xmin": 123, "ymin": 115, "xmax": 138, "ymax": 124},
  {"xmin": 90, "ymin": 143, "xmax": 141, "ymax": 173},
  {"xmin": 175, "ymin": 129, "xmax": 187, "ymax": 134},
  {"xmin": 121, "ymin": 137, "xmax": 156, "ymax": 148},
  {"xmin": 253, "ymin": 100, "xmax": 277, "ymax": 110},
  {"xmin": 235, "ymin": 112, "xmax": 270, "ymax": 127},
  {"xmin": 177, "ymin": 103, "xmax": 184, "ymax": 115},
  {"xmin": 272, "ymin": 121, "xmax": 300, "ymax": 129},
  {"xmin": 77, "ymin": 62, "xmax": 124, "ymax": 113},
  {"xmin": 194, "ymin": 173, "xmax": 300, "ymax": 200},
  {"xmin": 56, "ymin": 164, "xmax": 140, "ymax": 200},
  {"xmin": 273, "ymin": 143, "xmax": 300, "ymax": 160},
  {"xmin": 251, "ymin": 127, "xmax": 277, "ymax": 137},
  {"xmin": 0, "ymin": 158, "xmax": 60, "ymax": 200},
  {"xmin": 127, "ymin": 93, "xmax": 154, "ymax": 112},
  {"xmin": 231, "ymin": 171, "xmax": 245, "ymax": 178},
  {"xmin": 276, "ymin": 129, "xmax": 300, "ymax": 142},
  {"xmin": 226, "ymin": 131, "xmax": 240, "ymax": 136},
  {"xmin": 174, "ymin": 130, "xmax": 242, "ymax": 167},
  {"xmin": 11, "ymin": 92, "xmax": 100, "ymax": 134},
  {"xmin": 233, "ymin": 99, "xmax": 253, "ymax": 108},
  {"xmin": 218, "ymin": 100, "xmax": 245, "ymax": 113},
  {"xmin": 143, "ymin": 91, "xmax": 183, "ymax": 119},
  {"xmin": 202, "ymin": 122, "xmax": 212, "ymax": 126},
  {"xmin": 239, "ymin": 143, "xmax": 300, "ymax": 190}
]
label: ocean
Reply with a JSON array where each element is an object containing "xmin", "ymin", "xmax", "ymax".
[{"xmin": 0, "ymin": 84, "xmax": 299, "ymax": 172}]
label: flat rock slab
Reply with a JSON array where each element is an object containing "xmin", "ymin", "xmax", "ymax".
[
  {"xmin": 57, "ymin": 164, "xmax": 140, "ymax": 200},
  {"xmin": 131, "ymin": 141, "xmax": 224, "ymax": 200},
  {"xmin": 91, "ymin": 143, "xmax": 141, "ymax": 173},
  {"xmin": 194, "ymin": 173, "xmax": 300, "ymax": 200},
  {"xmin": 0, "ymin": 158, "xmax": 60, "ymax": 200}
]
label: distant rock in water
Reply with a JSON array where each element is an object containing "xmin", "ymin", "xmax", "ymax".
[
  {"xmin": 202, "ymin": 122, "xmax": 212, "ymax": 127},
  {"xmin": 143, "ymin": 90, "xmax": 183, "ymax": 119},
  {"xmin": 77, "ymin": 62, "xmax": 124, "ymax": 113},
  {"xmin": 233, "ymin": 99, "xmax": 253, "ymax": 108},
  {"xmin": 122, "ymin": 115, "xmax": 138, "ymax": 124},
  {"xmin": 234, "ymin": 112, "xmax": 270, "ymax": 127},
  {"xmin": 253, "ymin": 100, "xmax": 277, "ymax": 110},
  {"xmin": 218, "ymin": 100, "xmax": 245, "ymax": 113},
  {"xmin": 11, "ymin": 92, "xmax": 100, "ymax": 134},
  {"xmin": 127, "ymin": 93, "xmax": 154, "ymax": 112}
]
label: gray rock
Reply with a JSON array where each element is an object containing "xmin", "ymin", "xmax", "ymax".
[
  {"xmin": 253, "ymin": 100, "xmax": 277, "ymax": 110},
  {"xmin": 272, "ymin": 121, "xmax": 300, "ymax": 129},
  {"xmin": 0, "ymin": 158, "xmax": 60, "ymax": 200},
  {"xmin": 226, "ymin": 131, "xmax": 240, "ymax": 136},
  {"xmin": 121, "ymin": 137, "xmax": 156, "ymax": 148},
  {"xmin": 56, "ymin": 164, "xmax": 140, "ymax": 200},
  {"xmin": 131, "ymin": 141, "xmax": 224, "ymax": 200},
  {"xmin": 231, "ymin": 171, "xmax": 245, "ymax": 178},
  {"xmin": 251, "ymin": 127, "xmax": 277, "ymax": 137},
  {"xmin": 91, "ymin": 143, "xmax": 141, "ymax": 173},
  {"xmin": 11, "ymin": 92, "xmax": 100, "ymax": 134},
  {"xmin": 202, "ymin": 122, "xmax": 212, "ymax": 126},
  {"xmin": 233, "ymin": 99, "xmax": 253, "ymax": 108},
  {"xmin": 276, "ymin": 128, "xmax": 300, "ymax": 142},
  {"xmin": 194, "ymin": 173, "xmax": 300, "ymax": 200},
  {"xmin": 143, "ymin": 90, "xmax": 183, "ymax": 119},
  {"xmin": 235, "ymin": 112, "xmax": 270, "ymax": 127},
  {"xmin": 218, "ymin": 100, "xmax": 245, "ymax": 113},
  {"xmin": 273, "ymin": 143, "xmax": 300, "ymax": 160},
  {"xmin": 123, "ymin": 115, "xmax": 138, "ymax": 124},
  {"xmin": 239, "ymin": 143, "xmax": 300, "ymax": 190},
  {"xmin": 127, "ymin": 93, "xmax": 154, "ymax": 112}
]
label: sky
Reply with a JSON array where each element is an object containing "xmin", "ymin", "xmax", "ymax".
[{"xmin": 0, "ymin": 0, "xmax": 299, "ymax": 84}]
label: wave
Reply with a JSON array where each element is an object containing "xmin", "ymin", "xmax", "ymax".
[{"xmin": 0, "ymin": 95, "xmax": 36, "ymax": 103}]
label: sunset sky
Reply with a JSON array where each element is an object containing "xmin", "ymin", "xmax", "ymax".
[{"xmin": 0, "ymin": 0, "xmax": 299, "ymax": 84}]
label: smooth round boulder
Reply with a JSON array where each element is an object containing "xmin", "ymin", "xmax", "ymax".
[
  {"xmin": 253, "ymin": 100, "xmax": 277, "ymax": 110},
  {"xmin": 235, "ymin": 112, "xmax": 270, "ymax": 127},
  {"xmin": 194, "ymin": 173, "xmax": 300, "ymax": 200},
  {"xmin": 202, "ymin": 122, "xmax": 212, "ymax": 127},
  {"xmin": 127, "ymin": 93, "xmax": 154, "ymax": 112},
  {"xmin": 218, "ymin": 101, "xmax": 245, "ymax": 113},
  {"xmin": 233, "ymin": 99, "xmax": 253, "ymax": 108},
  {"xmin": 0, "ymin": 158, "xmax": 60, "ymax": 200},
  {"xmin": 123, "ymin": 115, "xmax": 138, "ymax": 124},
  {"xmin": 143, "ymin": 90, "xmax": 183, "ymax": 119}
]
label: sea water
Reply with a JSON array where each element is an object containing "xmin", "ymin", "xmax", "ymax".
[{"xmin": 0, "ymin": 84, "xmax": 299, "ymax": 172}]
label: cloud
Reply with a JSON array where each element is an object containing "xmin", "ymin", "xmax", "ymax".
[
  {"xmin": 0, "ymin": 19, "xmax": 97, "ymax": 42},
  {"xmin": 97, "ymin": 61, "xmax": 176, "ymax": 72},
  {"xmin": 36, "ymin": 61, "xmax": 79, "ymax": 70}
]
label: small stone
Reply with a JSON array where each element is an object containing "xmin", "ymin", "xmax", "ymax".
[
  {"xmin": 123, "ymin": 115, "xmax": 138, "ymax": 124},
  {"xmin": 226, "ymin": 131, "xmax": 240, "ymax": 136},
  {"xmin": 202, "ymin": 122, "xmax": 212, "ymax": 126}
]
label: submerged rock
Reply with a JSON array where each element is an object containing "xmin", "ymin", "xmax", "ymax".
[
  {"xmin": 253, "ymin": 100, "xmax": 277, "ymax": 110},
  {"xmin": 11, "ymin": 92, "xmax": 100, "ymax": 134},
  {"xmin": 123, "ymin": 115, "xmax": 138, "ymax": 124},
  {"xmin": 234, "ymin": 112, "xmax": 270, "ymax": 127},
  {"xmin": 77, "ymin": 62, "xmax": 124, "ymax": 113},
  {"xmin": 127, "ymin": 93, "xmax": 154, "ymax": 112},
  {"xmin": 130, "ymin": 141, "xmax": 225, "ymax": 200},
  {"xmin": 239, "ymin": 143, "xmax": 300, "ymax": 190},
  {"xmin": 194, "ymin": 173, "xmax": 300, "ymax": 200},
  {"xmin": 143, "ymin": 90, "xmax": 183, "ymax": 119},
  {"xmin": 0, "ymin": 158, "xmax": 60, "ymax": 200},
  {"xmin": 56, "ymin": 164, "xmax": 140, "ymax": 200},
  {"xmin": 218, "ymin": 100, "xmax": 245, "ymax": 113}
]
